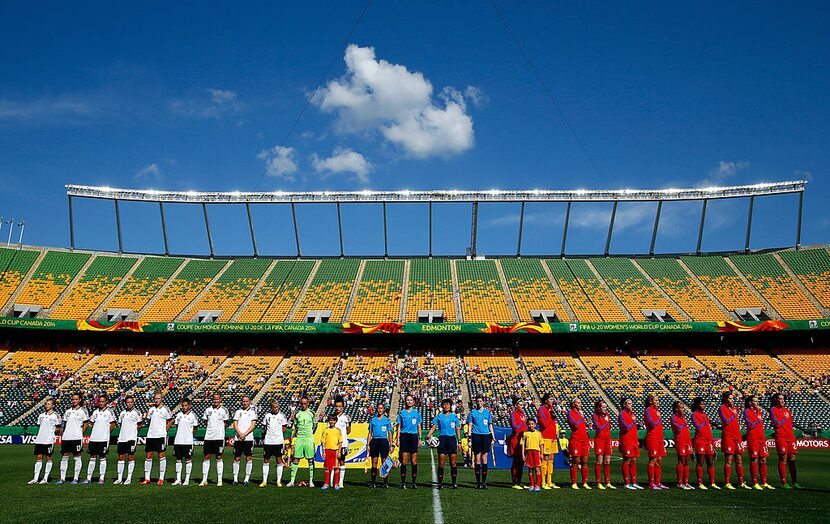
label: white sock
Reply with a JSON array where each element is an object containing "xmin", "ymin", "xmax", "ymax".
[
  {"xmin": 33, "ymin": 460, "xmax": 43, "ymax": 481},
  {"xmin": 44, "ymin": 460, "xmax": 53, "ymax": 481},
  {"xmin": 202, "ymin": 460, "xmax": 210, "ymax": 481},
  {"xmin": 159, "ymin": 458, "xmax": 166, "ymax": 480},
  {"xmin": 60, "ymin": 456, "xmax": 68, "ymax": 480},
  {"xmin": 233, "ymin": 461, "xmax": 240, "ymax": 482},
  {"xmin": 217, "ymin": 460, "xmax": 224, "ymax": 482},
  {"xmin": 329, "ymin": 468, "xmax": 335, "ymax": 485},
  {"xmin": 245, "ymin": 460, "xmax": 252, "ymax": 482},
  {"xmin": 127, "ymin": 460, "xmax": 135, "ymax": 481},
  {"xmin": 117, "ymin": 460, "xmax": 125, "ymax": 481},
  {"xmin": 276, "ymin": 463, "xmax": 284, "ymax": 484},
  {"xmin": 262, "ymin": 463, "xmax": 270, "ymax": 483},
  {"xmin": 73, "ymin": 456, "xmax": 82, "ymax": 481},
  {"xmin": 339, "ymin": 466, "xmax": 345, "ymax": 487},
  {"xmin": 175, "ymin": 461, "xmax": 182, "ymax": 482},
  {"xmin": 99, "ymin": 459, "xmax": 107, "ymax": 481},
  {"xmin": 144, "ymin": 459, "xmax": 152, "ymax": 481},
  {"xmin": 86, "ymin": 457, "xmax": 97, "ymax": 481},
  {"xmin": 185, "ymin": 461, "xmax": 192, "ymax": 483}
]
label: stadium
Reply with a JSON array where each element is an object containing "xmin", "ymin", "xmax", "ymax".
[{"xmin": 2, "ymin": 3, "xmax": 829, "ymax": 524}]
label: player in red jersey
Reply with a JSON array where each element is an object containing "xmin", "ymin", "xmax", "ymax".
[
  {"xmin": 691, "ymin": 397, "xmax": 719, "ymax": 489},
  {"xmin": 509, "ymin": 397, "xmax": 528, "ymax": 490},
  {"xmin": 644, "ymin": 394, "xmax": 668, "ymax": 490},
  {"xmin": 537, "ymin": 394, "xmax": 560, "ymax": 489},
  {"xmin": 719, "ymin": 391, "xmax": 748, "ymax": 489},
  {"xmin": 567, "ymin": 398, "xmax": 591, "ymax": 489},
  {"xmin": 592, "ymin": 399, "xmax": 614, "ymax": 489},
  {"xmin": 769, "ymin": 393, "xmax": 801, "ymax": 489},
  {"xmin": 618, "ymin": 397, "xmax": 642, "ymax": 490},
  {"xmin": 743, "ymin": 395, "xmax": 774, "ymax": 490},
  {"xmin": 669, "ymin": 401, "xmax": 694, "ymax": 490}
]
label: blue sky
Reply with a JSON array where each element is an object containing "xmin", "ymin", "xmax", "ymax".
[{"xmin": 0, "ymin": 1, "xmax": 827, "ymax": 257}]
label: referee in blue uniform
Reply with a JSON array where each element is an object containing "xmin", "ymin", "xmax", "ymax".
[
  {"xmin": 395, "ymin": 394, "xmax": 423, "ymax": 489},
  {"xmin": 467, "ymin": 395, "xmax": 495, "ymax": 489}
]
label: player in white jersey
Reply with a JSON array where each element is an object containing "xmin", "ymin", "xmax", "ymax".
[
  {"xmin": 199, "ymin": 393, "xmax": 230, "ymax": 487},
  {"xmin": 56, "ymin": 393, "xmax": 89, "ymax": 484},
  {"xmin": 141, "ymin": 392, "xmax": 172, "ymax": 485},
  {"xmin": 333, "ymin": 396, "xmax": 351, "ymax": 488},
  {"xmin": 259, "ymin": 399, "xmax": 288, "ymax": 487},
  {"xmin": 232, "ymin": 396, "xmax": 258, "ymax": 486},
  {"xmin": 29, "ymin": 398, "xmax": 61, "ymax": 484},
  {"xmin": 172, "ymin": 398, "xmax": 199, "ymax": 485},
  {"xmin": 83, "ymin": 394, "xmax": 116, "ymax": 485},
  {"xmin": 114, "ymin": 396, "xmax": 143, "ymax": 484}
]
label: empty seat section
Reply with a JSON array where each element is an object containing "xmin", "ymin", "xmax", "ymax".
[
  {"xmin": 778, "ymin": 249, "xmax": 830, "ymax": 308},
  {"xmin": 106, "ymin": 257, "xmax": 184, "ymax": 312},
  {"xmin": 501, "ymin": 259, "xmax": 570, "ymax": 322},
  {"xmin": 579, "ymin": 353, "xmax": 664, "ymax": 420},
  {"xmin": 326, "ymin": 352, "xmax": 396, "ymax": 422},
  {"xmin": 465, "ymin": 352, "xmax": 533, "ymax": 425},
  {"xmin": 406, "ymin": 259, "xmax": 456, "ymax": 322},
  {"xmin": 591, "ymin": 258, "xmax": 684, "ymax": 321},
  {"xmin": 51, "ymin": 256, "xmax": 137, "ymax": 319},
  {"xmin": 544, "ymin": 260, "xmax": 603, "ymax": 321},
  {"xmin": 264, "ymin": 350, "xmax": 340, "ymax": 415},
  {"xmin": 456, "ymin": 260, "xmax": 512, "ymax": 322},
  {"xmin": 731, "ymin": 253, "xmax": 821, "ymax": 319},
  {"xmin": 681, "ymin": 255, "xmax": 762, "ymax": 312},
  {"xmin": 771, "ymin": 348, "xmax": 830, "ymax": 397},
  {"xmin": 243, "ymin": 260, "xmax": 316, "ymax": 322},
  {"xmin": 348, "ymin": 260, "xmax": 404, "ymax": 323},
  {"xmin": 637, "ymin": 350, "xmax": 723, "ymax": 422},
  {"xmin": 637, "ymin": 258, "xmax": 725, "ymax": 321},
  {"xmin": 181, "ymin": 258, "xmax": 271, "ymax": 322},
  {"xmin": 0, "ymin": 249, "xmax": 40, "ymax": 308},
  {"xmin": 190, "ymin": 350, "xmax": 284, "ymax": 414},
  {"xmin": 567, "ymin": 259, "xmax": 628, "ymax": 321},
  {"xmin": 399, "ymin": 353, "xmax": 464, "ymax": 422},
  {"xmin": 291, "ymin": 259, "xmax": 360, "ymax": 322},
  {"xmin": 16, "ymin": 251, "xmax": 90, "ymax": 308},
  {"xmin": 140, "ymin": 259, "xmax": 226, "ymax": 321}
]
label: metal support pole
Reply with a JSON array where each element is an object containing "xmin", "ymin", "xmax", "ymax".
[
  {"xmin": 560, "ymin": 201, "xmax": 571, "ymax": 257},
  {"xmin": 605, "ymin": 201, "xmax": 618, "ymax": 256},
  {"xmin": 246, "ymin": 203, "xmax": 258, "ymax": 257},
  {"xmin": 17, "ymin": 221, "xmax": 25, "ymax": 247},
  {"xmin": 114, "ymin": 199, "xmax": 123, "ymax": 254},
  {"xmin": 696, "ymin": 199, "xmax": 708, "ymax": 255},
  {"xmin": 159, "ymin": 202, "xmax": 169, "ymax": 256},
  {"xmin": 336, "ymin": 203, "xmax": 344, "ymax": 257},
  {"xmin": 383, "ymin": 202, "xmax": 388, "ymax": 258},
  {"xmin": 6, "ymin": 219, "xmax": 13, "ymax": 247},
  {"xmin": 428, "ymin": 202, "xmax": 433, "ymax": 258},
  {"xmin": 68, "ymin": 196, "xmax": 75, "ymax": 250},
  {"xmin": 649, "ymin": 201, "xmax": 662, "ymax": 256},
  {"xmin": 291, "ymin": 202, "xmax": 301, "ymax": 257},
  {"xmin": 796, "ymin": 191, "xmax": 803, "ymax": 250},
  {"xmin": 202, "ymin": 203, "xmax": 214, "ymax": 258},
  {"xmin": 517, "ymin": 201, "xmax": 525, "ymax": 256},
  {"xmin": 745, "ymin": 196, "xmax": 754, "ymax": 253},
  {"xmin": 470, "ymin": 202, "xmax": 479, "ymax": 257}
]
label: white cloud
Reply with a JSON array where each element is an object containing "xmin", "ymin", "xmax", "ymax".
[
  {"xmin": 258, "ymin": 146, "xmax": 298, "ymax": 180},
  {"xmin": 315, "ymin": 44, "xmax": 477, "ymax": 158},
  {"xmin": 134, "ymin": 163, "xmax": 163, "ymax": 182},
  {"xmin": 697, "ymin": 160, "xmax": 750, "ymax": 187},
  {"xmin": 464, "ymin": 86, "xmax": 489, "ymax": 108},
  {"xmin": 171, "ymin": 88, "xmax": 241, "ymax": 119},
  {"xmin": 0, "ymin": 95, "xmax": 101, "ymax": 123},
  {"xmin": 311, "ymin": 147, "xmax": 372, "ymax": 183}
]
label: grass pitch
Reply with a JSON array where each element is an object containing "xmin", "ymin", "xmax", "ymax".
[{"xmin": 2, "ymin": 445, "xmax": 828, "ymax": 523}]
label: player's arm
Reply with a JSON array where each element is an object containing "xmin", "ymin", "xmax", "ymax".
[
  {"xmin": 426, "ymin": 423, "xmax": 438, "ymax": 440},
  {"xmin": 455, "ymin": 421, "xmax": 462, "ymax": 450},
  {"xmin": 417, "ymin": 423, "xmax": 424, "ymax": 445},
  {"xmin": 246, "ymin": 419, "xmax": 257, "ymax": 438},
  {"xmin": 165, "ymin": 417, "xmax": 173, "ymax": 432},
  {"xmin": 54, "ymin": 420, "xmax": 63, "ymax": 437}
]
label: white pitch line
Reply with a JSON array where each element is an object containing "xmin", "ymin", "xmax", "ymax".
[{"xmin": 430, "ymin": 449, "xmax": 444, "ymax": 524}]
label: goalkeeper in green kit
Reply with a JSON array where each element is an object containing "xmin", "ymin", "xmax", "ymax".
[{"xmin": 287, "ymin": 396, "xmax": 316, "ymax": 487}]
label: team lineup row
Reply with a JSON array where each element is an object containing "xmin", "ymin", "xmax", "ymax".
[{"xmin": 26, "ymin": 390, "xmax": 804, "ymax": 491}]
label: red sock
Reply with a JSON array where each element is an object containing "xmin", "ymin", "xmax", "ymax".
[
  {"xmin": 736, "ymin": 464, "xmax": 744, "ymax": 483},
  {"xmin": 778, "ymin": 462, "xmax": 787, "ymax": 484},
  {"xmin": 324, "ymin": 468, "xmax": 330, "ymax": 486},
  {"xmin": 656, "ymin": 465, "xmax": 662, "ymax": 485},
  {"xmin": 333, "ymin": 468, "xmax": 340, "ymax": 486},
  {"xmin": 570, "ymin": 467, "xmax": 577, "ymax": 484},
  {"xmin": 708, "ymin": 466, "xmax": 715, "ymax": 484},
  {"xmin": 622, "ymin": 463, "xmax": 630, "ymax": 484},
  {"xmin": 595, "ymin": 463, "xmax": 601, "ymax": 483},
  {"xmin": 760, "ymin": 462, "xmax": 768, "ymax": 484},
  {"xmin": 724, "ymin": 464, "xmax": 731, "ymax": 483},
  {"xmin": 648, "ymin": 464, "xmax": 655, "ymax": 485},
  {"xmin": 604, "ymin": 463, "xmax": 611, "ymax": 484},
  {"xmin": 751, "ymin": 463, "xmax": 758, "ymax": 484},
  {"xmin": 696, "ymin": 464, "xmax": 703, "ymax": 484},
  {"xmin": 630, "ymin": 463, "xmax": 637, "ymax": 484},
  {"xmin": 581, "ymin": 465, "xmax": 588, "ymax": 484},
  {"xmin": 676, "ymin": 463, "xmax": 683, "ymax": 484},
  {"xmin": 684, "ymin": 464, "xmax": 690, "ymax": 484}
]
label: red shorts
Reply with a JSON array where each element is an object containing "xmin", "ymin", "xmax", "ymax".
[
  {"xmin": 694, "ymin": 439, "xmax": 715, "ymax": 456},
  {"xmin": 674, "ymin": 441, "xmax": 694, "ymax": 457},
  {"xmin": 646, "ymin": 439, "xmax": 666, "ymax": 458},
  {"xmin": 525, "ymin": 449, "xmax": 541, "ymax": 468},
  {"xmin": 324, "ymin": 448, "xmax": 338, "ymax": 469},
  {"xmin": 775, "ymin": 438, "xmax": 797, "ymax": 456},
  {"xmin": 568, "ymin": 439, "xmax": 590, "ymax": 457},
  {"xmin": 746, "ymin": 440, "xmax": 770, "ymax": 459},
  {"xmin": 594, "ymin": 438, "xmax": 612, "ymax": 456},
  {"xmin": 721, "ymin": 436, "xmax": 743, "ymax": 455},
  {"xmin": 619, "ymin": 442, "xmax": 640, "ymax": 458}
]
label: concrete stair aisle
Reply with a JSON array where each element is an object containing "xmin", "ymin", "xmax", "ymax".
[
  {"xmin": 458, "ymin": 354, "xmax": 471, "ymax": 410},
  {"xmin": 285, "ymin": 260, "xmax": 321, "ymax": 322},
  {"xmin": 540, "ymin": 260, "xmax": 577, "ymax": 322},
  {"xmin": 570, "ymin": 352, "xmax": 619, "ymax": 417},
  {"xmin": 630, "ymin": 259, "xmax": 691, "ymax": 321},
  {"xmin": 516, "ymin": 355, "xmax": 540, "ymax": 402},
  {"xmin": 398, "ymin": 260, "xmax": 410, "ymax": 323},
  {"xmin": 495, "ymin": 259, "xmax": 520, "ymax": 322},
  {"xmin": 177, "ymin": 354, "xmax": 236, "ymax": 413},
  {"xmin": 723, "ymin": 257, "xmax": 782, "ymax": 320},
  {"xmin": 676, "ymin": 258, "xmax": 736, "ymax": 320},
  {"xmin": 631, "ymin": 354, "xmax": 682, "ymax": 403},
  {"xmin": 252, "ymin": 353, "xmax": 292, "ymax": 407},
  {"xmin": 41, "ymin": 253, "xmax": 96, "ymax": 318},
  {"xmin": 129, "ymin": 259, "xmax": 188, "ymax": 321},
  {"xmin": 450, "ymin": 260, "xmax": 463, "ymax": 322},
  {"xmin": 584, "ymin": 260, "xmax": 635, "ymax": 321},
  {"xmin": 342, "ymin": 260, "xmax": 366, "ymax": 322},
  {"xmin": 229, "ymin": 259, "xmax": 278, "ymax": 322},
  {"xmin": 0, "ymin": 248, "xmax": 45, "ymax": 315},
  {"xmin": 388, "ymin": 356, "xmax": 404, "ymax": 420},
  {"xmin": 90, "ymin": 255, "xmax": 145, "ymax": 321},
  {"xmin": 315, "ymin": 355, "xmax": 344, "ymax": 420},
  {"xmin": 772, "ymin": 252, "xmax": 830, "ymax": 317},
  {"xmin": 173, "ymin": 260, "xmax": 233, "ymax": 321}
]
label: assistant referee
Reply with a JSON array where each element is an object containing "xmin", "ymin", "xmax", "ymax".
[{"xmin": 467, "ymin": 395, "xmax": 495, "ymax": 489}]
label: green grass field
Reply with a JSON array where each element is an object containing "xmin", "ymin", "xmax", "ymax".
[{"xmin": 2, "ymin": 445, "xmax": 828, "ymax": 523}]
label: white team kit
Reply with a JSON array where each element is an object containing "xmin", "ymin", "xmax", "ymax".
[
  {"xmin": 335, "ymin": 412, "xmax": 351, "ymax": 488},
  {"xmin": 85, "ymin": 407, "xmax": 116, "ymax": 483},
  {"xmin": 172, "ymin": 411, "xmax": 199, "ymax": 485},
  {"xmin": 57, "ymin": 406, "xmax": 88, "ymax": 483},
  {"xmin": 200, "ymin": 405, "xmax": 230, "ymax": 486},
  {"xmin": 260, "ymin": 411, "xmax": 288, "ymax": 487},
  {"xmin": 232, "ymin": 407, "xmax": 257, "ymax": 485},
  {"xmin": 30, "ymin": 410, "xmax": 61, "ymax": 484},
  {"xmin": 143, "ymin": 405, "xmax": 172, "ymax": 484},
  {"xmin": 115, "ymin": 408, "xmax": 143, "ymax": 485}
]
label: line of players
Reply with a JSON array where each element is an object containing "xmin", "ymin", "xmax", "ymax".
[{"xmin": 28, "ymin": 389, "xmax": 801, "ymax": 490}]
